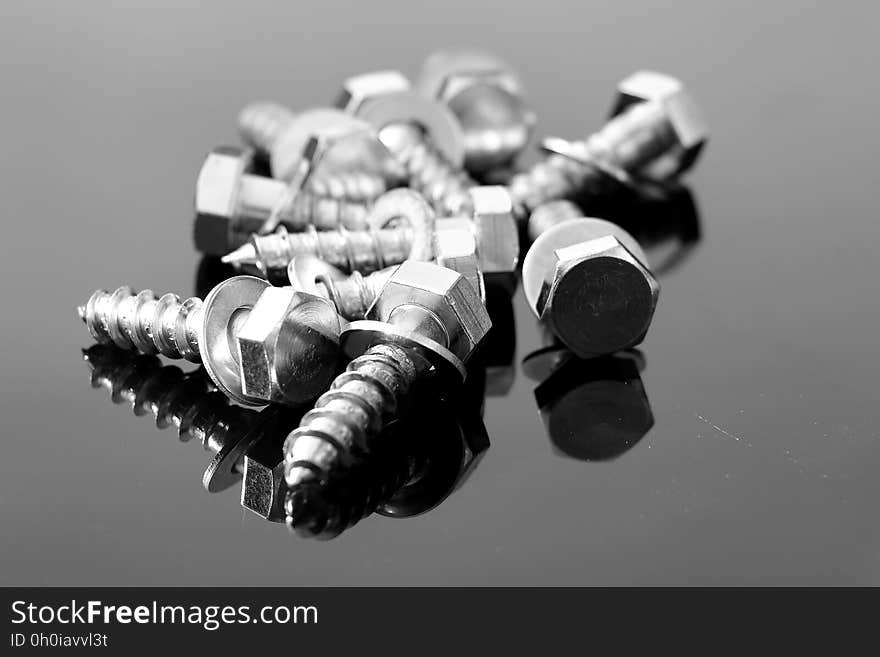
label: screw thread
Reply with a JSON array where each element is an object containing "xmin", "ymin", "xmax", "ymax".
[
  {"xmin": 308, "ymin": 171, "xmax": 387, "ymax": 204},
  {"xmin": 283, "ymin": 343, "xmax": 420, "ymax": 486},
  {"xmin": 587, "ymin": 100, "xmax": 675, "ymax": 173},
  {"xmin": 285, "ymin": 450, "xmax": 419, "ymax": 538},
  {"xmin": 508, "ymin": 154, "xmax": 606, "ymax": 223},
  {"xmin": 252, "ymin": 225, "xmax": 413, "ymax": 273},
  {"xmin": 276, "ymin": 189, "xmax": 372, "ymax": 232},
  {"xmin": 314, "ymin": 268, "xmax": 394, "ymax": 320},
  {"xmin": 238, "ymin": 101, "xmax": 295, "ymax": 153},
  {"xmin": 382, "ymin": 124, "xmax": 474, "ymax": 216},
  {"xmin": 527, "ymin": 200, "xmax": 583, "ymax": 243},
  {"xmin": 509, "ymin": 102, "xmax": 676, "ymax": 222},
  {"xmin": 79, "ymin": 287, "xmax": 202, "ymax": 362},
  {"xmin": 82, "ymin": 345, "xmax": 249, "ymax": 452}
]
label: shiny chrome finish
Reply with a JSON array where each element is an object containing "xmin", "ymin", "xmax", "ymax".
[
  {"xmin": 522, "ymin": 202, "xmax": 659, "ymax": 358},
  {"xmin": 78, "ymin": 276, "xmax": 342, "ymax": 407},
  {"xmin": 283, "ymin": 261, "xmax": 491, "ymax": 489}
]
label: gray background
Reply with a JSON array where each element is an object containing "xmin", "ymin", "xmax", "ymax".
[{"xmin": 1, "ymin": 0, "xmax": 879, "ymax": 585}]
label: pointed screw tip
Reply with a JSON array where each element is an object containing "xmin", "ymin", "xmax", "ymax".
[{"xmin": 221, "ymin": 243, "xmax": 257, "ymax": 266}]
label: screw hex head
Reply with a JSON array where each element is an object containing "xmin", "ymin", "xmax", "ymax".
[
  {"xmin": 541, "ymin": 236, "xmax": 659, "ymax": 358},
  {"xmin": 611, "ymin": 71, "xmax": 709, "ymax": 183},
  {"xmin": 522, "ymin": 217, "xmax": 659, "ymax": 359},
  {"xmin": 236, "ymin": 287, "xmax": 342, "ymax": 405},
  {"xmin": 418, "ymin": 49, "xmax": 535, "ymax": 172},
  {"xmin": 433, "ymin": 216, "xmax": 485, "ymax": 302},
  {"xmin": 366, "ymin": 261, "xmax": 491, "ymax": 363},
  {"xmin": 194, "ymin": 146, "xmax": 253, "ymax": 255},
  {"xmin": 343, "ymin": 261, "xmax": 491, "ymax": 380},
  {"xmin": 468, "ymin": 185, "xmax": 519, "ymax": 275}
]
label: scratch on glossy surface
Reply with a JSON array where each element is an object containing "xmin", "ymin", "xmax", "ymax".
[
  {"xmin": 694, "ymin": 413, "xmax": 810, "ymax": 476},
  {"xmin": 695, "ymin": 414, "xmax": 749, "ymax": 445}
]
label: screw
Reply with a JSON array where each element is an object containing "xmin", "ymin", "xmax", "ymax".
[
  {"xmin": 82, "ymin": 344, "xmax": 258, "ymax": 492},
  {"xmin": 283, "ymin": 260, "xmax": 491, "ymax": 488},
  {"xmin": 223, "ymin": 186, "xmax": 519, "ymax": 279},
  {"xmin": 416, "ymin": 49, "xmax": 536, "ymax": 175},
  {"xmin": 507, "ymin": 71, "xmax": 708, "ymax": 221},
  {"xmin": 78, "ymin": 276, "xmax": 341, "ymax": 406},
  {"xmin": 283, "ymin": 213, "xmax": 487, "ymax": 320},
  {"xmin": 194, "ymin": 146, "xmax": 378, "ymax": 256},
  {"xmin": 521, "ymin": 200, "xmax": 660, "ymax": 358},
  {"xmin": 337, "ymin": 71, "xmax": 477, "ymax": 216},
  {"xmin": 221, "ymin": 188, "xmax": 436, "ymax": 274}
]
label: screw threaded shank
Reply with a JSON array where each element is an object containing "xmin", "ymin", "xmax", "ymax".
[
  {"xmin": 252, "ymin": 226, "xmax": 413, "ymax": 273},
  {"xmin": 587, "ymin": 101, "xmax": 674, "ymax": 173},
  {"xmin": 308, "ymin": 171, "xmax": 387, "ymax": 204},
  {"xmin": 285, "ymin": 451, "xmax": 419, "ymax": 538},
  {"xmin": 508, "ymin": 154, "xmax": 606, "ymax": 222},
  {"xmin": 315, "ymin": 269, "xmax": 394, "ymax": 320},
  {"xmin": 284, "ymin": 343, "xmax": 419, "ymax": 486},
  {"xmin": 381, "ymin": 124, "xmax": 474, "ymax": 216},
  {"xmin": 238, "ymin": 102, "xmax": 295, "ymax": 153},
  {"xmin": 527, "ymin": 200, "xmax": 584, "ymax": 243},
  {"xmin": 79, "ymin": 288, "xmax": 202, "ymax": 362},
  {"xmin": 275, "ymin": 190, "xmax": 372, "ymax": 232}
]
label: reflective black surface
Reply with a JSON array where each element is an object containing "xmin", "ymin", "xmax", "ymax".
[{"xmin": 2, "ymin": 1, "xmax": 880, "ymax": 584}]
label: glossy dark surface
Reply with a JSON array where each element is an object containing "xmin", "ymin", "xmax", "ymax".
[{"xmin": 2, "ymin": 1, "xmax": 879, "ymax": 585}]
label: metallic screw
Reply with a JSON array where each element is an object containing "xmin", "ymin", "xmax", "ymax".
[
  {"xmin": 337, "ymin": 71, "xmax": 476, "ymax": 216},
  {"xmin": 222, "ymin": 225, "xmax": 415, "ymax": 275},
  {"xmin": 284, "ymin": 211, "xmax": 490, "ymax": 320},
  {"xmin": 521, "ymin": 200, "xmax": 660, "ymax": 359},
  {"xmin": 283, "ymin": 261, "xmax": 491, "ymax": 488},
  {"xmin": 221, "ymin": 188, "xmax": 436, "ymax": 274},
  {"xmin": 194, "ymin": 146, "xmax": 380, "ymax": 255},
  {"xmin": 82, "ymin": 344, "xmax": 258, "ymax": 492},
  {"xmin": 78, "ymin": 276, "xmax": 341, "ymax": 406},
  {"xmin": 416, "ymin": 49, "xmax": 536, "ymax": 175},
  {"xmin": 224, "ymin": 186, "xmax": 518, "ymax": 280},
  {"xmin": 507, "ymin": 71, "xmax": 708, "ymax": 221}
]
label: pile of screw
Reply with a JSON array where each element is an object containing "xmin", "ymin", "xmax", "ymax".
[{"xmin": 78, "ymin": 50, "xmax": 708, "ymax": 530}]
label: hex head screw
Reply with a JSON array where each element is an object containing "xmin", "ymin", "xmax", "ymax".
[
  {"xmin": 508, "ymin": 71, "xmax": 709, "ymax": 221},
  {"xmin": 522, "ymin": 200, "xmax": 660, "ymax": 358},
  {"xmin": 282, "ymin": 261, "xmax": 491, "ymax": 488},
  {"xmin": 78, "ymin": 276, "xmax": 342, "ymax": 406}
]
